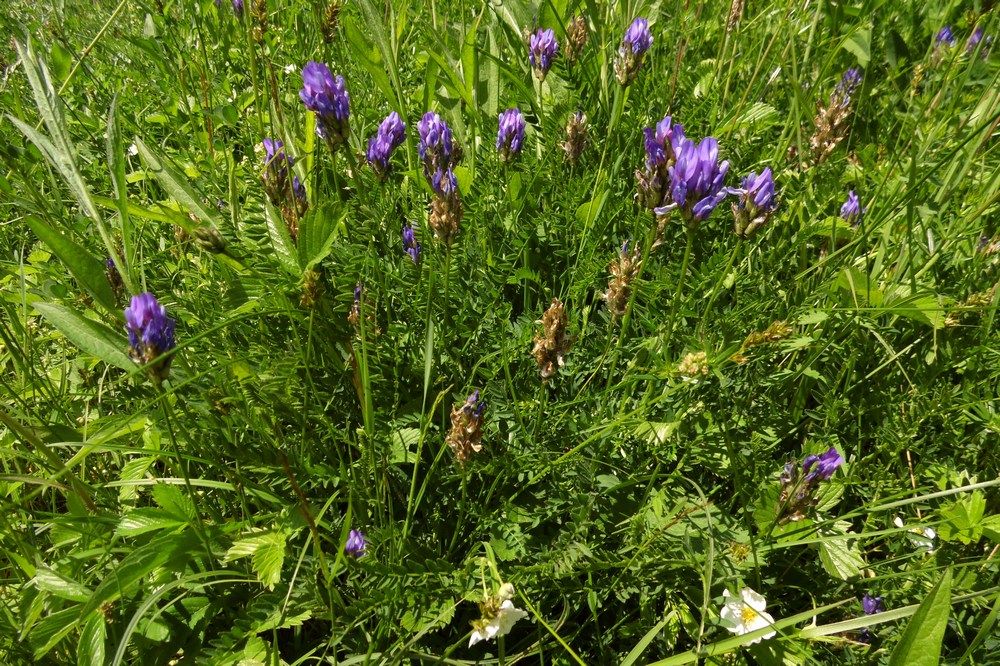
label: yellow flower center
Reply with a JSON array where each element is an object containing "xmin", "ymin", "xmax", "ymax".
[{"xmin": 741, "ymin": 606, "xmax": 760, "ymax": 625}]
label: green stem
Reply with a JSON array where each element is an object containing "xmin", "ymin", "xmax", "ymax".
[
  {"xmin": 665, "ymin": 222, "xmax": 697, "ymax": 352},
  {"xmin": 698, "ymin": 240, "xmax": 742, "ymax": 339}
]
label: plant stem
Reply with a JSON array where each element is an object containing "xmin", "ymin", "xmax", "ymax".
[{"xmin": 665, "ymin": 222, "xmax": 697, "ymax": 352}]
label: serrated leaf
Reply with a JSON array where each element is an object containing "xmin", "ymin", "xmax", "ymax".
[
  {"xmin": 78, "ymin": 612, "xmax": 107, "ymax": 666},
  {"xmin": 263, "ymin": 203, "xmax": 298, "ymax": 274},
  {"xmin": 818, "ymin": 534, "xmax": 864, "ymax": 580},
  {"xmin": 30, "ymin": 606, "xmax": 80, "ymax": 660},
  {"xmin": 34, "ymin": 566, "xmax": 92, "ymax": 602},
  {"xmin": 888, "ymin": 570, "xmax": 952, "ymax": 666},
  {"xmin": 151, "ymin": 483, "xmax": 196, "ymax": 520},
  {"xmin": 225, "ymin": 531, "xmax": 286, "ymax": 590},
  {"xmin": 117, "ymin": 508, "xmax": 188, "ymax": 536},
  {"xmin": 938, "ymin": 493, "xmax": 985, "ymax": 544},
  {"xmin": 25, "ymin": 217, "xmax": 117, "ymax": 312},
  {"xmin": 34, "ymin": 302, "xmax": 135, "ymax": 371},
  {"xmin": 252, "ymin": 607, "xmax": 313, "ymax": 633}
]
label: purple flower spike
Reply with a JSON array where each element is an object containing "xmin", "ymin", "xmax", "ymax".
[
  {"xmin": 463, "ymin": 390, "xmax": 486, "ymax": 420},
  {"xmin": 615, "ymin": 18, "xmax": 653, "ymax": 86},
  {"xmin": 300, "ymin": 61, "xmax": 351, "ymax": 152},
  {"xmin": 417, "ymin": 111, "xmax": 454, "ymax": 183},
  {"xmin": 936, "ymin": 26, "xmax": 956, "ymax": 47},
  {"xmin": 345, "ymin": 529, "xmax": 367, "ymax": 557},
  {"xmin": 803, "ymin": 446, "xmax": 843, "ymax": 482},
  {"xmin": 644, "ymin": 116, "xmax": 685, "ymax": 171},
  {"xmin": 431, "ymin": 168, "xmax": 458, "ymax": 197},
  {"xmin": 529, "ymin": 28, "xmax": 559, "ymax": 80},
  {"xmin": 730, "ymin": 167, "xmax": 778, "ymax": 238},
  {"xmin": 966, "ymin": 27, "xmax": 992, "ymax": 57},
  {"xmin": 862, "ymin": 594, "xmax": 884, "ymax": 615},
  {"xmin": 654, "ymin": 136, "xmax": 730, "ymax": 225},
  {"xmin": 262, "ymin": 138, "xmax": 292, "ymax": 204},
  {"xmin": 366, "ymin": 111, "xmax": 407, "ymax": 181},
  {"xmin": 833, "ymin": 68, "xmax": 862, "ymax": 107},
  {"xmin": 124, "ymin": 293, "xmax": 176, "ymax": 381},
  {"xmin": 840, "ymin": 189, "xmax": 864, "ymax": 226},
  {"xmin": 497, "ymin": 108, "xmax": 526, "ymax": 162},
  {"xmin": 402, "ymin": 222, "xmax": 420, "ymax": 264},
  {"xmin": 231, "ymin": 0, "xmax": 243, "ymax": 17}
]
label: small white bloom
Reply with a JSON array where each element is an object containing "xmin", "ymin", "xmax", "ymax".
[
  {"xmin": 284, "ymin": 64, "xmax": 296, "ymax": 74},
  {"xmin": 468, "ymin": 600, "xmax": 528, "ymax": 647},
  {"xmin": 719, "ymin": 587, "xmax": 777, "ymax": 644},
  {"xmin": 893, "ymin": 516, "xmax": 937, "ymax": 553},
  {"xmin": 128, "ymin": 143, "xmax": 138, "ymax": 156}
]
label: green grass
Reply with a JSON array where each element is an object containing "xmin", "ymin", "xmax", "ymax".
[{"xmin": 1, "ymin": 0, "xmax": 999, "ymax": 664}]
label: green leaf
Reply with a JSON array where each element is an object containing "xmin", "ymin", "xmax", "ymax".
[
  {"xmin": 263, "ymin": 203, "xmax": 299, "ymax": 274},
  {"xmin": 33, "ymin": 302, "xmax": 135, "ymax": 371},
  {"xmin": 843, "ymin": 28, "xmax": 872, "ymax": 68},
  {"xmin": 30, "ymin": 607, "xmax": 80, "ymax": 660},
  {"xmin": 818, "ymin": 525, "xmax": 865, "ymax": 581},
  {"xmin": 888, "ymin": 570, "xmax": 953, "ymax": 666},
  {"xmin": 134, "ymin": 137, "xmax": 221, "ymax": 229},
  {"xmin": 117, "ymin": 508, "xmax": 188, "ymax": 537},
  {"xmin": 342, "ymin": 15, "xmax": 399, "ymax": 115},
  {"xmin": 50, "ymin": 42, "xmax": 73, "ymax": 83},
  {"xmin": 25, "ymin": 217, "xmax": 117, "ymax": 313},
  {"xmin": 34, "ymin": 566, "xmax": 92, "ymax": 602},
  {"xmin": 225, "ymin": 531, "xmax": 286, "ymax": 590},
  {"xmin": 78, "ymin": 612, "xmax": 107, "ymax": 666},
  {"xmin": 297, "ymin": 202, "xmax": 345, "ymax": 270},
  {"xmin": 107, "ymin": 94, "xmax": 134, "ymax": 289},
  {"xmin": 938, "ymin": 493, "xmax": 985, "ymax": 544},
  {"xmin": 151, "ymin": 483, "xmax": 197, "ymax": 520}
]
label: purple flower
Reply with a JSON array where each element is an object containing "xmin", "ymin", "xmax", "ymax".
[
  {"xmin": 261, "ymin": 138, "xmax": 292, "ymax": 203},
  {"xmin": 402, "ymin": 222, "xmax": 420, "ymax": 264},
  {"xmin": 615, "ymin": 18, "xmax": 652, "ymax": 86},
  {"xmin": 966, "ymin": 27, "xmax": 992, "ymax": 56},
  {"xmin": 497, "ymin": 108, "xmax": 526, "ymax": 162},
  {"xmin": 529, "ymin": 28, "xmax": 559, "ymax": 80},
  {"xmin": 730, "ymin": 167, "xmax": 778, "ymax": 238},
  {"xmin": 124, "ymin": 293, "xmax": 176, "ymax": 381},
  {"xmin": 463, "ymin": 390, "xmax": 486, "ymax": 420},
  {"xmin": 366, "ymin": 112, "xmax": 407, "ymax": 181},
  {"xmin": 644, "ymin": 115, "xmax": 685, "ymax": 171},
  {"xmin": 417, "ymin": 111, "xmax": 454, "ymax": 182},
  {"xmin": 231, "ymin": 0, "xmax": 243, "ymax": 17},
  {"xmin": 803, "ymin": 446, "xmax": 843, "ymax": 482},
  {"xmin": 862, "ymin": 594, "xmax": 884, "ymax": 615},
  {"xmin": 840, "ymin": 189, "xmax": 864, "ymax": 226},
  {"xmin": 833, "ymin": 68, "xmax": 862, "ymax": 107},
  {"xmin": 431, "ymin": 168, "xmax": 458, "ymax": 197},
  {"xmin": 345, "ymin": 529, "xmax": 367, "ymax": 557},
  {"xmin": 292, "ymin": 175, "xmax": 307, "ymax": 208},
  {"xmin": 654, "ymin": 137, "xmax": 730, "ymax": 223},
  {"xmin": 936, "ymin": 26, "xmax": 956, "ymax": 47},
  {"xmin": 300, "ymin": 61, "xmax": 351, "ymax": 151}
]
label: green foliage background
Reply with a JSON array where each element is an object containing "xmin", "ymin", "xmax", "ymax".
[{"xmin": 1, "ymin": 0, "xmax": 999, "ymax": 664}]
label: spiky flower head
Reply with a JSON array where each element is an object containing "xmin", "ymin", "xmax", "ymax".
[
  {"xmin": 803, "ymin": 446, "xmax": 844, "ymax": 482},
  {"xmin": 562, "ymin": 110, "xmax": 589, "ymax": 165},
  {"xmin": 469, "ymin": 584, "xmax": 529, "ymax": 647},
  {"xmin": 615, "ymin": 18, "xmax": 653, "ymax": 86},
  {"xmin": 299, "ymin": 61, "xmax": 351, "ymax": 152},
  {"xmin": 402, "ymin": 222, "xmax": 420, "ymax": 264},
  {"xmin": 564, "ymin": 15, "xmax": 589, "ymax": 64},
  {"xmin": 840, "ymin": 189, "xmax": 864, "ymax": 226},
  {"xmin": 446, "ymin": 390, "xmax": 486, "ymax": 467},
  {"xmin": 532, "ymin": 298, "xmax": 571, "ymax": 380},
  {"xmin": 654, "ymin": 136, "xmax": 730, "ymax": 225},
  {"xmin": 345, "ymin": 529, "xmax": 367, "ymax": 557},
  {"xmin": 832, "ymin": 68, "xmax": 862, "ymax": 108},
  {"xmin": 529, "ymin": 28, "xmax": 559, "ymax": 80},
  {"xmin": 862, "ymin": 594, "xmax": 884, "ymax": 616},
  {"xmin": 366, "ymin": 111, "xmax": 407, "ymax": 181},
  {"xmin": 125, "ymin": 293, "xmax": 176, "ymax": 382},
  {"xmin": 730, "ymin": 167, "xmax": 778, "ymax": 238},
  {"xmin": 417, "ymin": 111, "xmax": 455, "ymax": 182},
  {"xmin": 777, "ymin": 446, "xmax": 843, "ymax": 523},
  {"xmin": 603, "ymin": 240, "xmax": 641, "ymax": 318},
  {"xmin": 497, "ymin": 108, "xmax": 526, "ymax": 162}
]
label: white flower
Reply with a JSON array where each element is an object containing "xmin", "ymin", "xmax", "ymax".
[
  {"xmin": 893, "ymin": 516, "xmax": 937, "ymax": 553},
  {"xmin": 468, "ymin": 600, "xmax": 528, "ymax": 647},
  {"xmin": 284, "ymin": 64, "xmax": 296, "ymax": 74},
  {"xmin": 719, "ymin": 587, "xmax": 777, "ymax": 644},
  {"xmin": 127, "ymin": 143, "xmax": 138, "ymax": 156}
]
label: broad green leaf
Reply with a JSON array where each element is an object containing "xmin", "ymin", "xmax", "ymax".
[
  {"xmin": 33, "ymin": 302, "xmax": 135, "ymax": 371},
  {"xmin": 117, "ymin": 508, "xmax": 188, "ymax": 537},
  {"xmin": 25, "ymin": 217, "xmax": 117, "ymax": 313},
  {"xmin": 297, "ymin": 202, "xmax": 345, "ymax": 270},
  {"xmin": 342, "ymin": 15, "xmax": 399, "ymax": 115},
  {"xmin": 843, "ymin": 28, "xmax": 872, "ymax": 68},
  {"xmin": 34, "ymin": 566, "xmax": 92, "ymax": 602},
  {"xmin": 225, "ymin": 531, "xmax": 287, "ymax": 590},
  {"xmin": 818, "ymin": 526, "xmax": 865, "ymax": 580},
  {"xmin": 938, "ymin": 493, "xmax": 985, "ymax": 544},
  {"xmin": 78, "ymin": 612, "xmax": 107, "ymax": 666},
  {"xmin": 353, "ymin": 0, "xmax": 404, "ymax": 112},
  {"xmin": 151, "ymin": 482, "xmax": 197, "ymax": 520},
  {"xmin": 134, "ymin": 137, "xmax": 221, "ymax": 229},
  {"xmin": 263, "ymin": 202, "xmax": 298, "ymax": 274},
  {"xmin": 888, "ymin": 569, "xmax": 952, "ymax": 666},
  {"xmin": 30, "ymin": 607, "xmax": 80, "ymax": 660},
  {"xmin": 49, "ymin": 42, "xmax": 73, "ymax": 86}
]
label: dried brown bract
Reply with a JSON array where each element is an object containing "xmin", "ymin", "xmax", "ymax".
[
  {"xmin": 562, "ymin": 111, "xmax": 588, "ymax": 165},
  {"xmin": 532, "ymin": 298, "xmax": 571, "ymax": 380},
  {"xmin": 603, "ymin": 242, "xmax": 642, "ymax": 318},
  {"xmin": 564, "ymin": 16, "xmax": 588, "ymax": 64},
  {"xmin": 446, "ymin": 391, "xmax": 485, "ymax": 467}
]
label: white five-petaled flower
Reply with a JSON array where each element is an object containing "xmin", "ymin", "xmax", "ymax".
[
  {"xmin": 719, "ymin": 587, "xmax": 777, "ymax": 644},
  {"xmin": 468, "ymin": 599, "xmax": 529, "ymax": 647},
  {"xmin": 893, "ymin": 516, "xmax": 937, "ymax": 553}
]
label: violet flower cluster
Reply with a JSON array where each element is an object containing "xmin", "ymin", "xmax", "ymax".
[
  {"xmin": 345, "ymin": 529, "xmax": 367, "ymax": 557},
  {"xmin": 402, "ymin": 222, "xmax": 420, "ymax": 264},
  {"xmin": 300, "ymin": 61, "xmax": 350, "ymax": 152},
  {"xmin": 729, "ymin": 168, "xmax": 778, "ymax": 238},
  {"xmin": 777, "ymin": 446, "xmax": 844, "ymax": 523},
  {"xmin": 417, "ymin": 111, "xmax": 455, "ymax": 183},
  {"xmin": 366, "ymin": 112, "xmax": 406, "ymax": 181},
  {"xmin": 418, "ymin": 111, "xmax": 464, "ymax": 243},
  {"xmin": 936, "ymin": 26, "xmax": 956, "ymax": 48},
  {"xmin": 832, "ymin": 68, "xmax": 862, "ymax": 108},
  {"xmin": 653, "ymin": 136, "xmax": 730, "ymax": 225},
  {"xmin": 496, "ymin": 108, "xmax": 526, "ymax": 162},
  {"xmin": 615, "ymin": 18, "xmax": 653, "ymax": 86},
  {"xmin": 840, "ymin": 190, "xmax": 864, "ymax": 226},
  {"xmin": 860, "ymin": 593, "xmax": 885, "ymax": 643},
  {"xmin": 262, "ymin": 139, "xmax": 305, "ymax": 208},
  {"xmin": 125, "ymin": 293, "xmax": 176, "ymax": 382},
  {"xmin": 529, "ymin": 28, "xmax": 559, "ymax": 80},
  {"xmin": 635, "ymin": 115, "xmax": 684, "ymax": 209}
]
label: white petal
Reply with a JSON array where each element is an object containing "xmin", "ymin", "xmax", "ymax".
[
  {"xmin": 469, "ymin": 630, "xmax": 485, "ymax": 647},
  {"xmin": 740, "ymin": 587, "xmax": 768, "ymax": 612},
  {"xmin": 719, "ymin": 602, "xmax": 743, "ymax": 626},
  {"xmin": 893, "ymin": 516, "xmax": 905, "ymax": 528},
  {"xmin": 495, "ymin": 601, "xmax": 528, "ymax": 636},
  {"xmin": 745, "ymin": 610, "xmax": 776, "ymax": 644}
]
